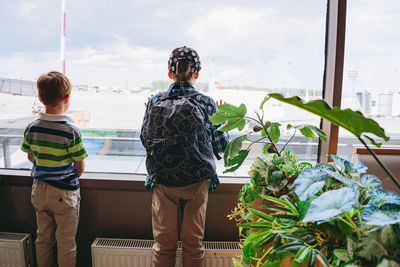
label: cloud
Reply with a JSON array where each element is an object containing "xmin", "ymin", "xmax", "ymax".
[
  {"xmin": 0, "ymin": 39, "xmax": 170, "ymax": 87},
  {"xmin": 187, "ymin": 5, "xmax": 325, "ymax": 87},
  {"xmin": 3, "ymin": 0, "xmax": 400, "ymax": 91}
]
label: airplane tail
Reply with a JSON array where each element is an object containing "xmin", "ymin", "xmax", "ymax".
[
  {"xmin": 208, "ymin": 59, "xmax": 227, "ymax": 92},
  {"xmin": 214, "ymin": 81, "xmax": 226, "ymax": 90}
]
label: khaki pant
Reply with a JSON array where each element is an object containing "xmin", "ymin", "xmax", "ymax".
[
  {"xmin": 152, "ymin": 181, "xmax": 209, "ymax": 267},
  {"xmin": 31, "ymin": 179, "xmax": 80, "ymax": 267}
]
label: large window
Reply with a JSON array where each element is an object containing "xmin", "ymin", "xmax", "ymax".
[
  {"xmin": 338, "ymin": 0, "xmax": 400, "ymax": 161},
  {"xmin": 0, "ymin": 0, "xmax": 327, "ymax": 175}
]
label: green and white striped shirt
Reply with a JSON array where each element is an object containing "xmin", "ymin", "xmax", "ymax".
[{"xmin": 21, "ymin": 113, "xmax": 88, "ymax": 190}]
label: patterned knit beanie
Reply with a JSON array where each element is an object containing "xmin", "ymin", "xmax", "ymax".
[{"xmin": 168, "ymin": 46, "xmax": 201, "ymax": 74}]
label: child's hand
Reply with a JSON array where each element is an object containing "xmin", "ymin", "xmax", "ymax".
[
  {"xmin": 144, "ymin": 94, "xmax": 154, "ymax": 107},
  {"xmin": 216, "ymin": 99, "xmax": 226, "ymax": 106},
  {"xmin": 74, "ymin": 160, "xmax": 85, "ymax": 178}
]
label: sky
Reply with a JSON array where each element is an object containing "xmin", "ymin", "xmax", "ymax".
[{"xmin": 0, "ymin": 0, "xmax": 400, "ymax": 92}]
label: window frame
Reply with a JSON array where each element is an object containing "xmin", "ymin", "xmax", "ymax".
[
  {"xmin": 0, "ymin": 0, "xmax": 348, "ymax": 174},
  {"xmin": 318, "ymin": 0, "xmax": 347, "ymax": 163}
]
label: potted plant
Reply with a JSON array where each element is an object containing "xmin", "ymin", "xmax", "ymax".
[
  {"xmin": 211, "ymin": 95, "xmax": 400, "ymax": 267},
  {"xmin": 209, "ymin": 97, "xmax": 326, "ymax": 205}
]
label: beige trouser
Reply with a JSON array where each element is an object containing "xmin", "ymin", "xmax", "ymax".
[
  {"xmin": 152, "ymin": 181, "xmax": 209, "ymax": 267},
  {"xmin": 31, "ymin": 179, "xmax": 80, "ymax": 267}
]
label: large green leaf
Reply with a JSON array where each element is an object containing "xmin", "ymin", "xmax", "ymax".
[
  {"xmin": 287, "ymin": 124, "xmax": 327, "ymax": 142},
  {"xmin": 294, "ymin": 246, "xmax": 310, "ymax": 265},
  {"xmin": 324, "ymin": 170, "xmax": 357, "ymax": 187},
  {"xmin": 268, "ymin": 123, "xmax": 281, "ymax": 143},
  {"xmin": 238, "ymin": 222, "xmax": 273, "ymax": 228},
  {"xmin": 291, "ymin": 168, "xmax": 328, "ymax": 201},
  {"xmin": 329, "ymin": 155, "xmax": 368, "ymax": 174},
  {"xmin": 223, "ymin": 149, "xmax": 250, "ymax": 173},
  {"xmin": 259, "ymin": 96, "xmax": 271, "ymax": 110},
  {"xmin": 242, "ymin": 240, "xmax": 258, "ymax": 264},
  {"xmin": 268, "ymin": 94, "xmax": 390, "ymax": 145},
  {"xmin": 210, "ymin": 103, "xmax": 247, "ymax": 132},
  {"xmin": 358, "ymin": 174, "xmax": 382, "ymax": 191},
  {"xmin": 303, "ymin": 187, "xmax": 357, "ymax": 223},
  {"xmin": 314, "ymin": 163, "xmax": 336, "ymax": 172},
  {"xmin": 248, "ymin": 208, "xmax": 276, "ymax": 222},
  {"xmin": 361, "ymin": 204, "xmax": 400, "ymax": 227},
  {"xmin": 260, "ymin": 195, "xmax": 298, "ymax": 214},
  {"xmin": 356, "ymin": 225, "xmax": 400, "ymax": 262},
  {"xmin": 218, "ymin": 119, "xmax": 246, "ymax": 132},
  {"xmin": 224, "ymin": 135, "xmax": 247, "ymax": 162},
  {"xmin": 297, "ymin": 200, "xmax": 311, "ymax": 220},
  {"xmin": 307, "ymin": 250, "xmax": 316, "ymax": 267},
  {"xmin": 367, "ymin": 190, "xmax": 400, "ymax": 207}
]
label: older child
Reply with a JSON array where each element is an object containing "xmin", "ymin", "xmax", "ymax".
[
  {"xmin": 21, "ymin": 71, "xmax": 87, "ymax": 267},
  {"xmin": 141, "ymin": 46, "xmax": 228, "ymax": 267}
]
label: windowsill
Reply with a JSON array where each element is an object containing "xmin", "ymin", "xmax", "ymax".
[{"xmin": 0, "ymin": 168, "xmax": 250, "ymax": 184}]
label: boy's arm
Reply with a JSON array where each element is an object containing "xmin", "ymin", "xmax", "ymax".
[
  {"xmin": 74, "ymin": 160, "xmax": 85, "ymax": 178},
  {"xmin": 68, "ymin": 129, "xmax": 88, "ymax": 177},
  {"xmin": 27, "ymin": 152, "xmax": 35, "ymax": 163}
]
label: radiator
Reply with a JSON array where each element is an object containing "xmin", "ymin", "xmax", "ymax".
[
  {"xmin": 91, "ymin": 238, "xmax": 243, "ymax": 267},
  {"xmin": 0, "ymin": 232, "xmax": 34, "ymax": 267}
]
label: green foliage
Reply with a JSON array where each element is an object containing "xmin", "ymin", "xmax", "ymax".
[
  {"xmin": 367, "ymin": 190, "xmax": 400, "ymax": 207},
  {"xmin": 246, "ymin": 151, "xmax": 308, "ymax": 197},
  {"xmin": 210, "ymin": 103, "xmax": 247, "ymax": 131},
  {"xmin": 216, "ymin": 96, "xmax": 400, "ymax": 267},
  {"xmin": 269, "ymin": 93, "xmax": 400, "ymax": 191},
  {"xmin": 303, "ymin": 187, "xmax": 358, "ymax": 223},
  {"xmin": 236, "ymin": 154, "xmax": 400, "ymax": 267},
  {"xmin": 223, "ymin": 135, "xmax": 249, "ymax": 173},
  {"xmin": 361, "ymin": 205, "xmax": 400, "ymax": 227},
  {"xmin": 356, "ymin": 224, "xmax": 400, "ymax": 265},
  {"xmin": 329, "ymin": 155, "xmax": 367, "ymax": 174},
  {"xmin": 242, "ymin": 239, "xmax": 258, "ymax": 264},
  {"xmin": 288, "ymin": 124, "xmax": 327, "ymax": 142},
  {"xmin": 297, "ymin": 200, "xmax": 311, "ymax": 220},
  {"xmin": 291, "ymin": 168, "xmax": 328, "ymax": 201},
  {"xmin": 268, "ymin": 123, "xmax": 281, "ymax": 143},
  {"xmin": 268, "ymin": 93, "xmax": 389, "ymax": 143},
  {"xmin": 232, "ymin": 258, "xmax": 244, "ymax": 267},
  {"xmin": 210, "ymin": 100, "xmax": 324, "ymax": 181},
  {"xmin": 358, "ymin": 174, "xmax": 382, "ymax": 191},
  {"xmin": 259, "ymin": 96, "xmax": 271, "ymax": 109}
]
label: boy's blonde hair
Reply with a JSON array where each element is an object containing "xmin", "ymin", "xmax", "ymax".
[{"xmin": 37, "ymin": 71, "xmax": 71, "ymax": 106}]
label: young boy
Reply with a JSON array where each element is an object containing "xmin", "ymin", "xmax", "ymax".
[{"xmin": 21, "ymin": 71, "xmax": 87, "ymax": 267}]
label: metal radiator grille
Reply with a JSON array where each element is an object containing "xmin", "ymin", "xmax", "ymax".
[
  {"xmin": 92, "ymin": 238, "xmax": 241, "ymax": 251},
  {"xmin": 0, "ymin": 232, "xmax": 28, "ymax": 241}
]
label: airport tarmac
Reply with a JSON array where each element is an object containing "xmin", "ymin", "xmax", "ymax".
[{"xmin": 1, "ymin": 89, "xmax": 399, "ymax": 176}]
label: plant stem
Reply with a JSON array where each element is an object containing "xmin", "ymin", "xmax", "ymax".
[
  {"xmin": 344, "ymin": 215, "xmax": 361, "ymax": 239},
  {"xmin": 280, "ymin": 129, "xmax": 297, "ymax": 154},
  {"xmin": 244, "ymin": 116, "xmax": 261, "ymax": 125},
  {"xmin": 339, "ymin": 217, "xmax": 360, "ymax": 238},
  {"xmin": 357, "ymin": 209, "xmax": 364, "ymax": 234},
  {"xmin": 255, "ymin": 112, "xmax": 281, "ymax": 157},
  {"xmin": 358, "ymin": 137, "xmax": 400, "ymax": 190},
  {"xmin": 247, "ymin": 137, "xmax": 267, "ymax": 150},
  {"xmin": 256, "ymin": 246, "xmax": 273, "ymax": 267}
]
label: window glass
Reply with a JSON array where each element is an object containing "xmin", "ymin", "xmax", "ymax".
[
  {"xmin": 338, "ymin": 0, "xmax": 400, "ymax": 161},
  {"xmin": 0, "ymin": 0, "xmax": 327, "ymax": 175}
]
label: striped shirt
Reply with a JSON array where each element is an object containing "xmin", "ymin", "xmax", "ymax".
[
  {"xmin": 144, "ymin": 82, "xmax": 229, "ymax": 192},
  {"xmin": 21, "ymin": 113, "xmax": 88, "ymax": 190}
]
